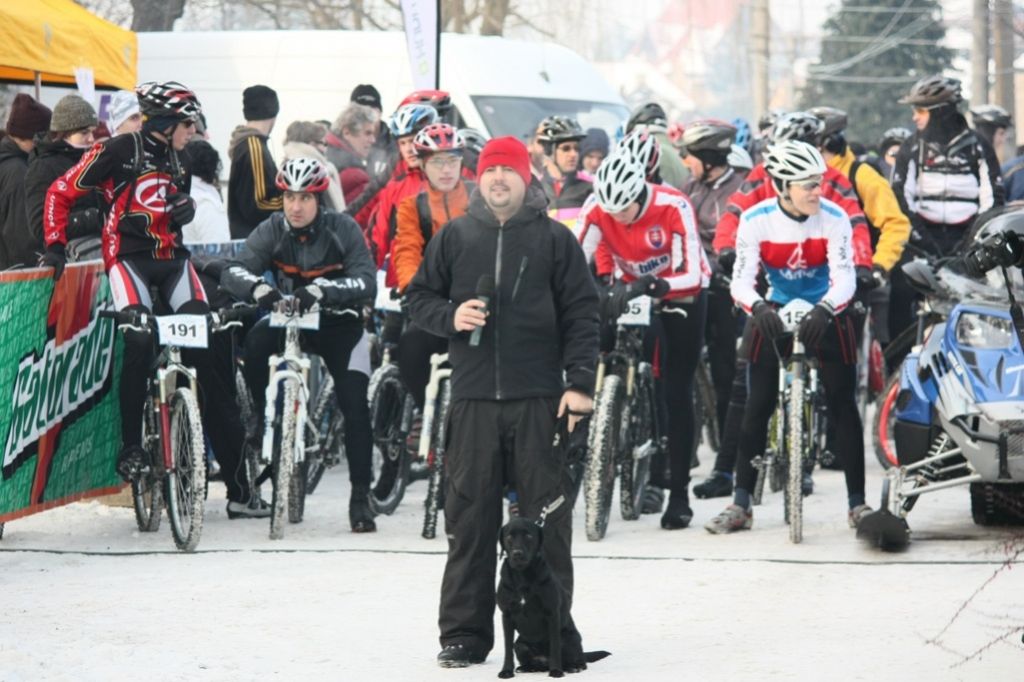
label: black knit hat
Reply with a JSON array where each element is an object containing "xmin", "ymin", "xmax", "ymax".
[
  {"xmin": 5, "ymin": 93, "xmax": 52, "ymax": 138},
  {"xmin": 351, "ymin": 84, "xmax": 382, "ymax": 111},
  {"xmin": 243, "ymin": 85, "xmax": 280, "ymax": 121}
]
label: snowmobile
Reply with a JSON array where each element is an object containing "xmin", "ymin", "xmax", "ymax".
[{"xmin": 859, "ymin": 211, "xmax": 1024, "ymax": 550}]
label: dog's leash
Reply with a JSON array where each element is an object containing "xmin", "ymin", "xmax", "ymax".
[{"xmin": 536, "ymin": 495, "xmax": 565, "ymax": 529}]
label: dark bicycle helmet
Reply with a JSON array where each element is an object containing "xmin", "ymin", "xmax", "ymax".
[
  {"xmin": 680, "ymin": 119, "xmax": 737, "ymax": 153},
  {"xmin": 878, "ymin": 126, "xmax": 913, "ymax": 153},
  {"xmin": 626, "ymin": 102, "xmax": 668, "ymax": 133},
  {"xmin": 970, "ymin": 104, "xmax": 1012, "ymax": 129},
  {"xmin": 537, "ymin": 115, "xmax": 585, "ymax": 144},
  {"xmin": 757, "ymin": 108, "xmax": 786, "ymax": 133},
  {"xmin": 808, "ymin": 106, "xmax": 848, "ymax": 137},
  {"xmin": 898, "ymin": 75, "xmax": 963, "ymax": 106}
]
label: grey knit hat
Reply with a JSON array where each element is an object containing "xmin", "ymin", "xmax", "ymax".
[{"xmin": 50, "ymin": 94, "xmax": 98, "ymax": 133}]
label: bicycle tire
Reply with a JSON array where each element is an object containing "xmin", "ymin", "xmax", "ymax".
[
  {"xmin": 270, "ymin": 379, "xmax": 297, "ymax": 540},
  {"xmin": 873, "ymin": 372, "xmax": 901, "ymax": 470},
  {"xmin": 421, "ymin": 379, "xmax": 451, "ymax": 540},
  {"xmin": 289, "ymin": 457, "xmax": 307, "ymax": 523},
  {"xmin": 787, "ymin": 366, "xmax": 805, "ymax": 544},
  {"xmin": 695, "ymin": 360, "xmax": 720, "ymax": 453},
  {"xmin": 132, "ymin": 395, "xmax": 163, "ymax": 532},
  {"xmin": 620, "ymin": 367, "xmax": 654, "ymax": 521},
  {"xmin": 368, "ymin": 364, "xmax": 410, "ymax": 515},
  {"xmin": 164, "ymin": 387, "xmax": 206, "ymax": 552},
  {"xmin": 306, "ymin": 375, "xmax": 339, "ymax": 495},
  {"xmin": 585, "ymin": 375, "xmax": 623, "ymax": 541}
]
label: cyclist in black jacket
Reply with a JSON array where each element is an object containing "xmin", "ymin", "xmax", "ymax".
[{"xmin": 221, "ymin": 157, "xmax": 378, "ymax": 532}]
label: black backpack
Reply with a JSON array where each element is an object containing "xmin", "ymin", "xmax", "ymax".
[{"xmin": 414, "ymin": 181, "xmax": 476, "ymax": 248}]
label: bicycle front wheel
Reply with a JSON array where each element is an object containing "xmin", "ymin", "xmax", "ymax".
[
  {"xmin": 270, "ymin": 379, "xmax": 298, "ymax": 540},
  {"xmin": 585, "ymin": 375, "xmax": 623, "ymax": 541},
  {"xmin": 165, "ymin": 387, "xmax": 206, "ymax": 552},
  {"xmin": 620, "ymin": 367, "xmax": 654, "ymax": 521},
  {"xmin": 786, "ymin": 367, "xmax": 805, "ymax": 544},
  {"xmin": 421, "ymin": 379, "xmax": 451, "ymax": 540},
  {"xmin": 133, "ymin": 395, "xmax": 163, "ymax": 532},
  {"xmin": 368, "ymin": 364, "xmax": 410, "ymax": 516}
]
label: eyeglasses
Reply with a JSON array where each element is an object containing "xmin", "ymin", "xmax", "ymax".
[
  {"xmin": 427, "ymin": 155, "xmax": 462, "ymax": 169},
  {"xmin": 792, "ymin": 176, "xmax": 823, "ymax": 191},
  {"xmin": 557, "ymin": 143, "xmax": 580, "ymax": 153}
]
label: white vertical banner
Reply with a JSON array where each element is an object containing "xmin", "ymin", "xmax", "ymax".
[
  {"xmin": 400, "ymin": 0, "xmax": 440, "ymax": 91},
  {"xmin": 74, "ymin": 67, "xmax": 96, "ymax": 106}
]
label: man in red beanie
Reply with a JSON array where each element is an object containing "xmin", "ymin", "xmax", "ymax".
[
  {"xmin": 406, "ymin": 135, "xmax": 600, "ymax": 669},
  {"xmin": 0, "ymin": 93, "xmax": 52, "ymax": 267}
]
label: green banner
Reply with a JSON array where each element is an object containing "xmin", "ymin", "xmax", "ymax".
[{"xmin": 0, "ymin": 263, "xmax": 124, "ymax": 523}]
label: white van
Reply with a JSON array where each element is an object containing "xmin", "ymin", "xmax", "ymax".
[{"xmin": 135, "ymin": 30, "xmax": 628, "ymax": 161}]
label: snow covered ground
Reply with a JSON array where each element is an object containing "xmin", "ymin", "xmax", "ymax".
[{"xmin": 1, "ymin": 442, "xmax": 1021, "ymax": 681}]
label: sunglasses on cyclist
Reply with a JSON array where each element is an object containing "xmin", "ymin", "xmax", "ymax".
[{"xmin": 791, "ymin": 176, "xmax": 823, "ymax": 192}]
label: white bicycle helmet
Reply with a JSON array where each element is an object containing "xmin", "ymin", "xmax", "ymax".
[
  {"xmin": 771, "ymin": 112, "xmax": 826, "ymax": 145},
  {"xmin": 389, "ymin": 104, "xmax": 439, "ymax": 138},
  {"xmin": 763, "ymin": 140, "xmax": 827, "ymax": 184},
  {"xmin": 727, "ymin": 144, "xmax": 753, "ymax": 171},
  {"xmin": 594, "ymin": 153, "xmax": 647, "ymax": 213},
  {"xmin": 616, "ymin": 129, "xmax": 661, "ymax": 180},
  {"xmin": 275, "ymin": 157, "xmax": 330, "ymax": 193}
]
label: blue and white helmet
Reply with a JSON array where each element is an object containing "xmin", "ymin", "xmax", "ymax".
[{"xmin": 389, "ymin": 104, "xmax": 439, "ymax": 138}]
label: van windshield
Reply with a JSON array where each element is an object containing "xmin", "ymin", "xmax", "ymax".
[{"xmin": 472, "ymin": 96, "xmax": 629, "ymax": 139}]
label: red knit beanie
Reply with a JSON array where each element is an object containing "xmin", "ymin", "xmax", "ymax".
[
  {"xmin": 477, "ymin": 136, "xmax": 532, "ymax": 187},
  {"xmin": 5, "ymin": 93, "xmax": 52, "ymax": 139}
]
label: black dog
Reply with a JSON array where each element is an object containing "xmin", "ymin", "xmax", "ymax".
[{"xmin": 496, "ymin": 517, "xmax": 610, "ymax": 678}]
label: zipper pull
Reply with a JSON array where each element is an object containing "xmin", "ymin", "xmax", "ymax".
[{"xmin": 511, "ymin": 256, "xmax": 529, "ymax": 302}]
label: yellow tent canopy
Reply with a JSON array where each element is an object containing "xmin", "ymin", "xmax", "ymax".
[{"xmin": 0, "ymin": 0, "xmax": 137, "ymax": 90}]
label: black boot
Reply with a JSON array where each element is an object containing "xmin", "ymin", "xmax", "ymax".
[
  {"xmin": 641, "ymin": 485, "xmax": 665, "ymax": 514},
  {"xmin": 660, "ymin": 493, "xmax": 693, "ymax": 530},
  {"xmin": 349, "ymin": 483, "xmax": 377, "ymax": 533},
  {"xmin": 693, "ymin": 471, "xmax": 733, "ymax": 499}
]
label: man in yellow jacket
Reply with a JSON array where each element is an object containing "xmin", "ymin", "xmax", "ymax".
[{"xmin": 811, "ymin": 106, "xmax": 911, "ymax": 285}]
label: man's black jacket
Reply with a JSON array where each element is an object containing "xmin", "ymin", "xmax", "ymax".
[{"xmin": 406, "ymin": 185, "xmax": 599, "ymax": 401}]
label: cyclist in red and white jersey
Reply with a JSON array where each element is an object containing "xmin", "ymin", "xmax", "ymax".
[{"xmin": 578, "ymin": 153, "xmax": 710, "ymax": 529}]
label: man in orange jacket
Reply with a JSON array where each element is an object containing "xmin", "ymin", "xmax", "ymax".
[{"xmin": 392, "ymin": 123, "xmax": 473, "ymax": 409}]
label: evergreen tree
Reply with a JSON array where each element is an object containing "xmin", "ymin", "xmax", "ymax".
[{"xmin": 800, "ymin": 0, "xmax": 954, "ymax": 147}]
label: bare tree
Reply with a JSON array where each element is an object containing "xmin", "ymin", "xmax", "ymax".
[{"xmin": 130, "ymin": 0, "xmax": 188, "ymax": 30}]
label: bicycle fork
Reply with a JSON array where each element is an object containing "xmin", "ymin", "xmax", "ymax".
[
  {"xmin": 262, "ymin": 354, "xmax": 311, "ymax": 466},
  {"xmin": 157, "ymin": 347, "xmax": 198, "ymax": 472},
  {"xmin": 418, "ymin": 353, "xmax": 452, "ymax": 464}
]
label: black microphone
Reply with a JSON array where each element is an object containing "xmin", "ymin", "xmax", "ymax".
[{"xmin": 469, "ymin": 274, "xmax": 495, "ymax": 347}]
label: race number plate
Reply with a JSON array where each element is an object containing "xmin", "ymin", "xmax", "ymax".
[
  {"xmin": 156, "ymin": 314, "xmax": 209, "ymax": 349},
  {"xmin": 269, "ymin": 309, "xmax": 321, "ymax": 330},
  {"xmin": 375, "ymin": 270, "xmax": 402, "ymax": 313},
  {"xmin": 617, "ymin": 295, "xmax": 652, "ymax": 326},
  {"xmin": 778, "ymin": 299, "xmax": 814, "ymax": 333}
]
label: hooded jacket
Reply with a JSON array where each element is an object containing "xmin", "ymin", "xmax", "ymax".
[
  {"xmin": 406, "ymin": 185, "xmax": 600, "ymax": 401},
  {"xmin": 0, "ymin": 135, "xmax": 29, "ymax": 268},
  {"xmin": 227, "ymin": 125, "xmax": 283, "ymax": 239},
  {"xmin": 16, "ymin": 135, "xmax": 106, "ymax": 266}
]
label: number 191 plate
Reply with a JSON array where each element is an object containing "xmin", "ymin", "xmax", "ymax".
[{"xmin": 156, "ymin": 314, "xmax": 209, "ymax": 348}]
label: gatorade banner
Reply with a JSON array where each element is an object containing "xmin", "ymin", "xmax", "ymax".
[
  {"xmin": 400, "ymin": 0, "xmax": 440, "ymax": 90},
  {"xmin": 0, "ymin": 263, "xmax": 124, "ymax": 524}
]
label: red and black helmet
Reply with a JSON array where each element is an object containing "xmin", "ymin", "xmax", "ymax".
[
  {"xmin": 276, "ymin": 157, "xmax": 330, "ymax": 193},
  {"xmin": 400, "ymin": 89, "xmax": 452, "ymax": 115},
  {"xmin": 413, "ymin": 123, "xmax": 465, "ymax": 155},
  {"xmin": 135, "ymin": 81, "xmax": 202, "ymax": 120}
]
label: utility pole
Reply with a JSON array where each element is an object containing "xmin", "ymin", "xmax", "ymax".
[
  {"xmin": 751, "ymin": 0, "xmax": 770, "ymax": 118},
  {"xmin": 971, "ymin": 0, "xmax": 989, "ymax": 107},
  {"xmin": 992, "ymin": 0, "xmax": 1015, "ymax": 157}
]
